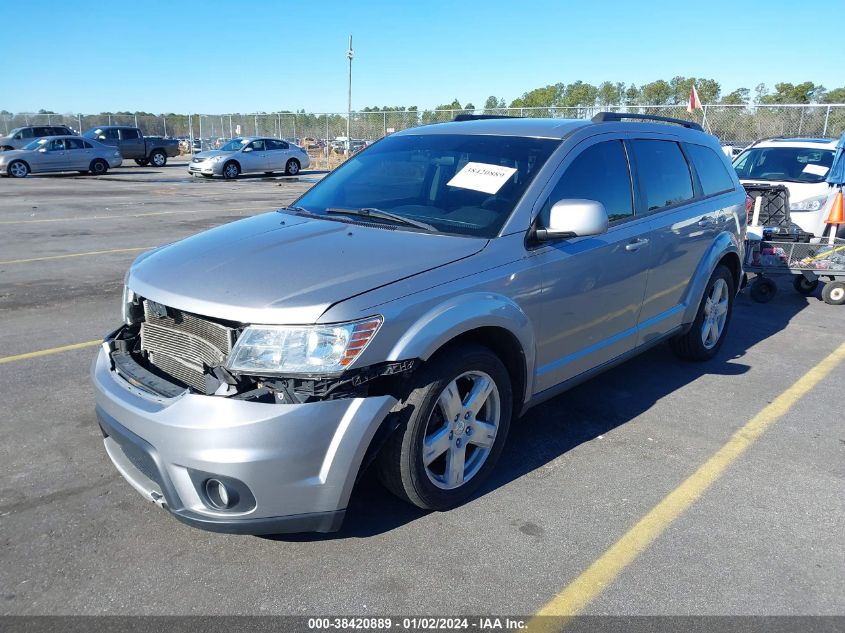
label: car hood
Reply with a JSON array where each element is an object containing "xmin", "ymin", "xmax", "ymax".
[
  {"xmin": 128, "ymin": 211, "xmax": 487, "ymax": 324},
  {"xmin": 194, "ymin": 150, "xmax": 231, "ymax": 159},
  {"xmin": 740, "ymin": 178, "xmax": 827, "ymax": 203},
  {"xmin": 0, "ymin": 148, "xmax": 31, "ymax": 161}
]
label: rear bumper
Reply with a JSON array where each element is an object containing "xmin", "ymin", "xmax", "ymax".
[{"xmin": 91, "ymin": 345, "xmax": 397, "ymax": 534}]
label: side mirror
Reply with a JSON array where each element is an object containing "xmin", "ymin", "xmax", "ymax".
[
  {"xmin": 536, "ymin": 199, "xmax": 609, "ymax": 241},
  {"xmin": 242, "ymin": 146, "xmax": 253, "ymax": 153}
]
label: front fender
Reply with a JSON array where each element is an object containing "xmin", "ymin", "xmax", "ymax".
[
  {"xmin": 681, "ymin": 230, "xmax": 743, "ymax": 325},
  {"xmin": 386, "ymin": 292, "xmax": 536, "ymax": 402}
]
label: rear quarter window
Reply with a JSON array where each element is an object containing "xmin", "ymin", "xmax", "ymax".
[
  {"xmin": 685, "ymin": 143, "xmax": 736, "ymax": 196},
  {"xmin": 629, "ymin": 140, "xmax": 694, "ymax": 211}
]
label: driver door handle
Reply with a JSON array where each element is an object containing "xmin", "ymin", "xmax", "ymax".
[{"xmin": 625, "ymin": 238, "xmax": 649, "ymax": 252}]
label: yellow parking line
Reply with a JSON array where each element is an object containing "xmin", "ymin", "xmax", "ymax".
[
  {"xmin": 0, "ymin": 247, "xmax": 152, "ymax": 265},
  {"xmin": 0, "ymin": 205, "xmax": 273, "ymax": 225},
  {"xmin": 0, "ymin": 340, "xmax": 102, "ymax": 365},
  {"xmin": 529, "ymin": 340, "xmax": 845, "ymax": 630}
]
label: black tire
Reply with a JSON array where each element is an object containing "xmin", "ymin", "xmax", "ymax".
[
  {"xmin": 792, "ymin": 275, "xmax": 819, "ymax": 296},
  {"xmin": 749, "ymin": 276, "xmax": 777, "ymax": 303},
  {"xmin": 89, "ymin": 159, "xmax": 108, "ymax": 176},
  {"xmin": 377, "ymin": 344, "xmax": 513, "ymax": 511},
  {"xmin": 222, "ymin": 161, "xmax": 240, "ymax": 179},
  {"xmin": 821, "ymin": 281, "xmax": 845, "ymax": 305},
  {"xmin": 135, "ymin": 158, "xmax": 149, "ymax": 166},
  {"xmin": 149, "ymin": 150, "xmax": 167, "ymax": 167},
  {"xmin": 671, "ymin": 265, "xmax": 735, "ymax": 361},
  {"xmin": 284, "ymin": 158, "xmax": 300, "ymax": 175},
  {"xmin": 264, "ymin": 171, "xmax": 274, "ymax": 175},
  {"xmin": 7, "ymin": 160, "xmax": 29, "ymax": 178}
]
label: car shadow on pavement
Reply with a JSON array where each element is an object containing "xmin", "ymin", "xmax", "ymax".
[{"xmin": 265, "ymin": 285, "xmax": 810, "ymax": 542}]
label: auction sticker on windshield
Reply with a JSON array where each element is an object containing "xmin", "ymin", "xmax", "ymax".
[{"xmin": 447, "ymin": 162, "xmax": 518, "ymax": 194}]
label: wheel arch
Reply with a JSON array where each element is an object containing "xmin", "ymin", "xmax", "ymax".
[
  {"xmin": 384, "ymin": 293, "xmax": 535, "ymax": 415},
  {"xmin": 681, "ymin": 232, "xmax": 743, "ymax": 325}
]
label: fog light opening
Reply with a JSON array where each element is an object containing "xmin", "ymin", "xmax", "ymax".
[{"xmin": 204, "ymin": 478, "xmax": 238, "ymax": 510}]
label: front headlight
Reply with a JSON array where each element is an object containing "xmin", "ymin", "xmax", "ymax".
[
  {"xmin": 790, "ymin": 194, "xmax": 828, "ymax": 211},
  {"xmin": 226, "ymin": 316, "xmax": 383, "ymax": 375},
  {"xmin": 122, "ymin": 284, "xmax": 138, "ymax": 325},
  {"xmin": 211, "ymin": 155, "xmax": 224, "ymax": 163},
  {"xmin": 113, "ymin": 151, "xmax": 121, "ymax": 158}
]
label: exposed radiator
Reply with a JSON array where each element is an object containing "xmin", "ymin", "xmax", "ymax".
[{"xmin": 139, "ymin": 300, "xmax": 236, "ymax": 392}]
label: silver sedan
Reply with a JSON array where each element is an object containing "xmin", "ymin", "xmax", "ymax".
[
  {"xmin": 188, "ymin": 136, "xmax": 311, "ymax": 179},
  {"xmin": 0, "ymin": 136, "xmax": 123, "ymax": 177}
]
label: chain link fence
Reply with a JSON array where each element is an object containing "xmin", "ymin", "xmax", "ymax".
[{"xmin": 4, "ymin": 105, "xmax": 844, "ymax": 165}]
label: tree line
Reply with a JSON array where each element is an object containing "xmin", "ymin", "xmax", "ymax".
[{"xmin": 358, "ymin": 77, "xmax": 845, "ymax": 113}]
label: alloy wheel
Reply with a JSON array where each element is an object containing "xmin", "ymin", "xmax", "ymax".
[
  {"xmin": 422, "ymin": 371, "xmax": 501, "ymax": 490},
  {"xmin": 701, "ymin": 277, "xmax": 729, "ymax": 349}
]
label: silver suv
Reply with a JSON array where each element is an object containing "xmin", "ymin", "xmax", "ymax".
[{"xmin": 92, "ymin": 113, "xmax": 746, "ymax": 534}]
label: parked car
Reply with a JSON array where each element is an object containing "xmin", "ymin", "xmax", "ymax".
[
  {"xmin": 733, "ymin": 137, "xmax": 839, "ymax": 237},
  {"xmin": 0, "ymin": 125, "xmax": 76, "ymax": 151},
  {"xmin": 1, "ymin": 136, "xmax": 122, "ymax": 177},
  {"xmin": 81, "ymin": 125, "xmax": 180, "ymax": 167},
  {"xmin": 93, "ymin": 113, "xmax": 745, "ymax": 534},
  {"xmin": 188, "ymin": 136, "xmax": 310, "ymax": 179}
]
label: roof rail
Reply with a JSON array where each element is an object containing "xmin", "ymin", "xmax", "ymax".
[
  {"xmin": 592, "ymin": 111, "xmax": 703, "ymax": 131},
  {"xmin": 452, "ymin": 114, "xmax": 520, "ymax": 122}
]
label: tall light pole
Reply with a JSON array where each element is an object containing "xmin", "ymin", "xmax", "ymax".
[{"xmin": 346, "ymin": 35, "xmax": 353, "ymax": 155}]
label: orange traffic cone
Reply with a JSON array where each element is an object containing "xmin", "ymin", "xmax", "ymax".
[{"xmin": 826, "ymin": 189, "xmax": 844, "ymax": 245}]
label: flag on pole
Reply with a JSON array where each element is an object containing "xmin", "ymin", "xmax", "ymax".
[{"xmin": 687, "ymin": 84, "xmax": 702, "ymax": 113}]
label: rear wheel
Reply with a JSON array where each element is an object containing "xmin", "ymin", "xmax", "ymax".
[
  {"xmin": 821, "ymin": 281, "xmax": 845, "ymax": 305},
  {"xmin": 671, "ymin": 265, "xmax": 735, "ymax": 361},
  {"xmin": 222, "ymin": 161, "xmax": 240, "ymax": 179},
  {"xmin": 749, "ymin": 276, "xmax": 777, "ymax": 303},
  {"xmin": 8, "ymin": 160, "xmax": 29, "ymax": 178},
  {"xmin": 150, "ymin": 150, "xmax": 167, "ymax": 167},
  {"xmin": 89, "ymin": 159, "xmax": 108, "ymax": 175},
  {"xmin": 377, "ymin": 344, "xmax": 512, "ymax": 510},
  {"xmin": 285, "ymin": 158, "xmax": 300, "ymax": 175},
  {"xmin": 792, "ymin": 275, "xmax": 819, "ymax": 296}
]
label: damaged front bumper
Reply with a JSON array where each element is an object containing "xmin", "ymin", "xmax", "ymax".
[{"xmin": 91, "ymin": 339, "xmax": 397, "ymax": 534}]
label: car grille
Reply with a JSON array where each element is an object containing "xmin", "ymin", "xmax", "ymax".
[{"xmin": 139, "ymin": 300, "xmax": 235, "ymax": 392}]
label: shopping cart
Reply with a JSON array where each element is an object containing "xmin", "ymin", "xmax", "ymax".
[{"xmin": 745, "ymin": 237, "xmax": 845, "ymax": 305}]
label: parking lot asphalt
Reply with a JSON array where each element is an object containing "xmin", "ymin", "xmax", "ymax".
[{"xmin": 0, "ymin": 161, "xmax": 843, "ymax": 617}]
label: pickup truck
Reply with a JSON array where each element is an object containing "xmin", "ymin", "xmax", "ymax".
[{"xmin": 81, "ymin": 126, "xmax": 180, "ymax": 167}]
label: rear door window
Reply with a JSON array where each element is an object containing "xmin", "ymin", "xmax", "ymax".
[
  {"xmin": 629, "ymin": 140, "xmax": 695, "ymax": 211},
  {"xmin": 120, "ymin": 128, "xmax": 140, "ymax": 140},
  {"xmin": 66, "ymin": 138, "xmax": 86, "ymax": 150},
  {"xmin": 542, "ymin": 140, "xmax": 634, "ymax": 223},
  {"xmin": 33, "ymin": 127, "xmax": 52, "ymax": 138},
  {"xmin": 685, "ymin": 143, "xmax": 735, "ymax": 196}
]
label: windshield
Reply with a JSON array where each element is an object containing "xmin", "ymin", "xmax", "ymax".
[
  {"xmin": 733, "ymin": 146, "xmax": 834, "ymax": 183},
  {"xmin": 293, "ymin": 134, "xmax": 559, "ymax": 237},
  {"xmin": 219, "ymin": 138, "xmax": 248, "ymax": 151},
  {"xmin": 23, "ymin": 139, "xmax": 49, "ymax": 150},
  {"xmin": 8, "ymin": 127, "xmax": 23, "ymax": 137}
]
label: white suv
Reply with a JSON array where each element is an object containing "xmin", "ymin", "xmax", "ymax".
[{"xmin": 733, "ymin": 137, "xmax": 838, "ymax": 238}]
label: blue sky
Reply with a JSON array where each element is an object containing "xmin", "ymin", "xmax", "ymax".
[{"xmin": 0, "ymin": 0, "xmax": 840, "ymax": 114}]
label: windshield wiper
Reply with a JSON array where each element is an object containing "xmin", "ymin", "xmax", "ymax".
[{"xmin": 325, "ymin": 207, "xmax": 436, "ymax": 232}]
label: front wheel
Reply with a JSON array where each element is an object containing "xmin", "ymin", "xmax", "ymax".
[
  {"xmin": 792, "ymin": 275, "xmax": 819, "ymax": 296},
  {"xmin": 89, "ymin": 159, "xmax": 108, "ymax": 175},
  {"xmin": 222, "ymin": 161, "xmax": 240, "ymax": 179},
  {"xmin": 149, "ymin": 150, "xmax": 167, "ymax": 167},
  {"xmin": 284, "ymin": 158, "xmax": 300, "ymax": 175},
  {"xmin": 821, "ymin": 281, "xmax": 845, "ymax": 305},
  {"xmin": 750, "ymin": 276, "xmax": 777, "ymax": 303},
  {"xmin": 8, "ymin": 160, "xmax": 29, "ymax": 178},
  {"xmin": 671, "ymin": 265, "xmax": 735, "ymax": 361},
  {"xmin": 377, "ymin": 344, "xmax": 512, "ymax": 511}
]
